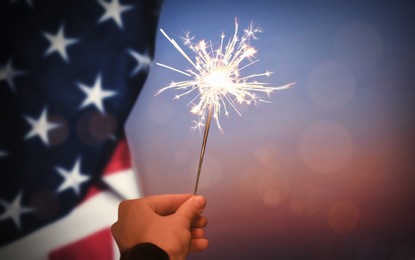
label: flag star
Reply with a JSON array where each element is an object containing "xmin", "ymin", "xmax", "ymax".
[
  {"xmin": 56, "ymin": 158, "xmax": 90, "ymax": 196},
  {"xmin": 78, "ymin": 75, "xmax": 117, "ymax": 113},
  {"xmin": 97, "ymin": 0, "xmax": 133, "ymax": 29},
  {"xmin": 43, "ymin": 25, "xmax": 79, "ymax": 62},
  {"xmin": 0, "ymin": 150, "xmax": 9, "ymax": 158},
  {"xmin": 128, "ymin": 49, "xmax": 151, "ymax": 76},
  {"xmin": 0, "ymin": 59, "xmax": 26, "ymax": 91},
  {"xmin": 10, "ymin": 0, "xmax": 33, "ymax": 7},
  {"xmin": 0, "ymin": 192, "xmax": 34, "ymax": 230},
  {"xmin": 24, "ymin": 107, "xmax": 61, "ymax": 146}
]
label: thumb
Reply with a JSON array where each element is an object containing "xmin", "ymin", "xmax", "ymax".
[{"xmin": 175, "ymin": 195, "xmax": 206, "ymax": 227}]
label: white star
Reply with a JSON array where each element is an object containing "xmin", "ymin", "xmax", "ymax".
[
  {"xmin": 43, "ymin": 25, "xmax": 79, "ymax": 62},
  {"xmin": 78, "ymin": 74, "xmax": 117, "ymax": 113},
  {"xmin": 128, "ymin": 49, "xmax": 151, "ymax": 76},
  {"xmin": 10, "ymin": 0, "xmax": 33, "ymax": 7},
  {"xmin": 0, "ymin": 150, "xmax": 9, "ymax": 158},
  {"xmin": 97, "ymin": 0, "xmax": 133, "ymax": 29},
  {"xmin": 0, "ymin": 192, "xmax": 34, "ymax": 230},
  {"xmin": 56, "ymin": 158, "xmax": 90, "ymax": 196},
  {"xmin": 0, "ymin": 59, "xmax": 26, "ymax": 91},
  {"xmin": 24, "ymin": 107, "xmax": 61, "ymax": 146}
]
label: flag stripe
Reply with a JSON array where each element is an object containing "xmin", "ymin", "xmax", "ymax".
[
  {"xmin": 102, "ymin": 139, "xmax": 132, "ymax": 176},
  {"xmin": 49, "ymin": 228, "xmax": 114, "ymax": 260},
  {"xmin": 0, "ymin": 190, "xmax": 120, "ymax": 260}
]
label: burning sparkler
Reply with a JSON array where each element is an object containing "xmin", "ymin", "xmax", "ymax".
[{"xmin": 155, "ymin": 19, "xmax": 294, "ymax": 194}]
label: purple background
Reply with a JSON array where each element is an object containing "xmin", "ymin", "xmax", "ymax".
[{"xmin": 127, "ymin": 0, "xmax": 415, "ymax": 259}]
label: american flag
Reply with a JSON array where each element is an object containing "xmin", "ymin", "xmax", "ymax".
[{"xmin": 0, "ymin": 0, "xmax": 162, "ymax": 259}]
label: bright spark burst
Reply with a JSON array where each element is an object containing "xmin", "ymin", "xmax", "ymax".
[
  {"xmin": 155, "ymin": 19, "xmax": 295, "ymax": 132},
  {"xmin": 155, "ymin": 19, "xmax": 294, "ymax": 194}
]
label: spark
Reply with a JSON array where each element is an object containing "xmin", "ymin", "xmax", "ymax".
[{"xmin": 155, "ymin": 19, "xmax": 294, "ymax": 193}]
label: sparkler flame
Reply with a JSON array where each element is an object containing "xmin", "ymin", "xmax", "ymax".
[
  {"xmin": 155, "ymin": 19, "xmax": 294, "ymax": 194},
  {"xmin": 155, "ymin": 19, "xmax": 294, "ymax": 132}
]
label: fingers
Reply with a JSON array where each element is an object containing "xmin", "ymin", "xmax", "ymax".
[
  {"xmin": 191, "ymin": 215, "xmax": 207, "ymax": 229},
  {"xmin": 110, "ymin": 222, "xmax": 119, "ymax": 242},
  {"xmin": 142, "ymin": 194, "xmax": 194, "ymax": 216},
  {"xmin": 175, "ymin": 196, "xmax": 206, "ymax": 227},
  {"xmin": 191, "ymin": 228, "xmax": 205, "ymax": 239},
  {"xmin": 190, "ymin": 238, "xmax": 209, "ymax": 253},
  {"xmin": 110, "ymin": 222, "xmax": 126, "ymax": 253}
]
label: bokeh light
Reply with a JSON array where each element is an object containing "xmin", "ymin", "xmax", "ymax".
[
  {"xmin": 304, "ymin": 187, "xmax": 336, "ymax": 220},
  {"xmin": 29, "ymin": 190, "xmax": 61, "ymax": 221},
  {"xmin": 299, "ymin": 120, "xmax": 353, "ymax": 175},
  {"xmin": 88, "ymin": 112, "xmax": 117, "ymax": 142},
  {"xmin": 328, "ymin": 200, "xmax": 360, "ymax": 234},
  {"xmin": 48, "ymin": 114, "xmax": 69, "ymax": 146},
  {"xmin": 256, "ymin": 170, "xmax": 290, "ymax": 207},
  {"xmin": 289, "ymin": 183, "xmax": 317, "ymax": 216},
  {"xmin": 76, "ymin": 111, "xmax": 117, "ymax": 145},
  {"xmin": 307, "ymin": 61, "xmax": 356, "ymax": 109},
  {"xmin": 253, "ymin": 143, "xmax": 279, "ymax": 168}
]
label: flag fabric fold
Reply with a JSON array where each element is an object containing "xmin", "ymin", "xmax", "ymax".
[{"xmin": 0, "ymin": 0, "xmax": 162, "ymax": 258}]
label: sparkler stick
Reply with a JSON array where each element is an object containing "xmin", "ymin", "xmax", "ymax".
[
  {"xmin": 155, "ymin": 19, "xmax": 294, "ymax": 194},
  {"xmin": 194, "ymin": 104, "xmax": 213, "ymax": 194}
]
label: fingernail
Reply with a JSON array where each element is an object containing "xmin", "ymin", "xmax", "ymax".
[{"xmin": 193, "ymin": 195, "xmax": 205, "ymax": 208}]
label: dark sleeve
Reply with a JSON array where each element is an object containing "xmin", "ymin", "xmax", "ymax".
[{"xmin": 120, "ymin": 243, "xmax": 170, "ymax": 260}]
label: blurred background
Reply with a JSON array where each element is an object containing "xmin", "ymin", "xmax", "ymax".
[{"xmin": 127, "ymin": 0, "xmax": 415, "ymax": 259}]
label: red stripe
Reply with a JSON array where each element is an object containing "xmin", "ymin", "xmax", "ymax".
[
  {"xmin": 80, "ymin": 185, "xmax": 104, "ymax": 203},
  {"xmin": 48, "ymin": 140, "xmax": 131, "ymax": 259},
  {"xmin": 48, "ymin": 228, "xmax": 114, "ymax": 260},
  {"xmin": 102, "ymin": 139, "xmax": 132, "ymax": 176},
  {"xmin": 82, "ymin": 139, "xmax": 132, "ymax": 202}
]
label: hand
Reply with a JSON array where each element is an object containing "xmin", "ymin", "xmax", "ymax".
[{"xmin": 111, "ymin": 194, "xmax": 208, "ymax": 260}]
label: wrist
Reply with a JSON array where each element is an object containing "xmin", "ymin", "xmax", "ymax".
[{"xmin": 121, "ymin": 243, "xmax": 169, "ymax": 260}]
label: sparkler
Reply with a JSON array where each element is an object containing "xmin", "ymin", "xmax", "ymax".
[{"xmin": 155, "ymin": 19, "xmax": 294, "ymax": 194}]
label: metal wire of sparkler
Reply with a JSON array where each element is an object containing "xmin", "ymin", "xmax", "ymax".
[
  {"xmin": 194, "ymin": 105, "xmax": 213, "ymax": 194},
  {"xmin": 155, "ymin": 19, "xmax": 294, "ymax": 194}
]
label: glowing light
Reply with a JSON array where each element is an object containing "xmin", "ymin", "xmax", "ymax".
[
  {"xmin": 155, "ymin": 19, "xmax": 294, "ymax": 131},
  {"xmin": 156, "ymin": 19, "xmax": 294, "ymax": 193}
]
